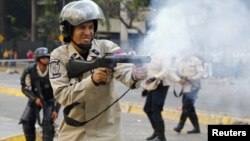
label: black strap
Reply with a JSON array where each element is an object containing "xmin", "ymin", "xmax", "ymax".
[
  {"xmin": 173, "ymin": 88, "xmax": 184, "ymax": 97},
  {"xmin": 130, "ymin": 81, "xmax": 137, "ymax": 89},
  {"xmin": 63, "ymin": 82, "xmax": 135, "ymax": 127},
  {"xmin": 63, "ymin": 102, "xmax": 85, "ymax": 127}
]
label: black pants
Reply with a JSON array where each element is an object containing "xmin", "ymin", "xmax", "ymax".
[
  {"xmin": 179, "ymin": 88, "xmax": 200, "ymax": 129},
  {"xmin": 20, "ymin": 101, "xmax": 55, "ymax": 141},
  {"xmin": 143, "ymin": 83, "xmax": 169, "ymax": 135}
]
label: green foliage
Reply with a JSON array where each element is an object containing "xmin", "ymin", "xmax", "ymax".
[
  {"xmin": 4, "ymin": 0, "xmax": 31, "ymax": 40},
  {"xmin": 93, "ymin": 0, "xmax": 149, "ymax": 32},
  {"xmin": 132, "ymin": 0, "xmax": 150, "ymax": 10},
  {"xmin": 36, "ymin": 0, "xmax": 60, "ymax": 48}
]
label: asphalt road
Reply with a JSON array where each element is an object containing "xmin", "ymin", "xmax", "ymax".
[
  {"xmin": 0, "ymin": 92, "xmax": 208, "ymax": 141},
  {"xmin": 1, "ymin": 69, "xmax": 250, "ymax": 140},
  {"xmin": 1, "ymin": 72, "xmax": 250, "ymax": 118}
]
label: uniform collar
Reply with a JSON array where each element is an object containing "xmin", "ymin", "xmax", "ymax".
[
  {"xmin": 88, "ymin": 39, "xmax": 101, "ymax": 60},
  {"xmin": 36, "ymin": 64, "xmax": 48, "ymax": 77},
  {"xmin": 67, "ymin": 40, "xmax": 101, "ymax": 61},
  {"xmin": 67, "ymin": 43, "xmax": 82, "ymax": 60}
]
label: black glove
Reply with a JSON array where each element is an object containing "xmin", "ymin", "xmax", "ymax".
[
  {"xmin": 146, "ymin": 77, "xmax": 156, "ymax": 84},
  {"xmin": 141, "ymin": 89, "xmax": 148, "ymax": 97}
]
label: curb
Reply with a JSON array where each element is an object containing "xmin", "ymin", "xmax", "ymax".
[
  {"xmin": 0, "ymin": 87, "xmax": 23, "ymax": 97},
  {"xmin": 120, "ymin": 103, "xmax": 250, "ymax": 125},
  {"xmin": 1, "ymin": 86, "xmax": 249, "ymax": 125},
  {"xmin": 0, "ymin": 132, "xmax": 42, "ymax": 141},
  {"xmin": 0, "ymin": 134, "xmax": 25, "ymax": 141},
  {"xmin": 1, "ymin": 86, "xmax": 250, "ymax": 140}
]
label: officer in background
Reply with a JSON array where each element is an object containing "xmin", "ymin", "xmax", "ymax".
[
  {"xmin": 49, "ymin": 0, "xmax": 147, "ymax": 141},
  {"xmin": 141, "ymin": 53, "xmax": 185, "ymax": 141},
  {"xmin": 173, "ymin": 54, "xmax": 204, "ymax": 134},
  {"xmin": 19, "ymin": 47, "xmax": 60, "ymax": 141}
]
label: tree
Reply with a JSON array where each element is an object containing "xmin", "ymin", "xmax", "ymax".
[
  {"xmin": 94, "ymin": 0, "xmax": 150, "ymax": 35},
  {"xmin": 4, "ymin": 0, "xmax": 31, "ymax": 40},
  {"xmin": 36, "ymin": 0, "xmax": 60, "ymax": 49}
]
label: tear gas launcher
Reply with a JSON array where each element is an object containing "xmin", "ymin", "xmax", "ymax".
[{"xmin": 68, "ymin": 54, "xmax": 151, "ymax": 78}]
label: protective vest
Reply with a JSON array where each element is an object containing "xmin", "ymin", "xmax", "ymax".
[{"xmin": 28, "ymin": 64, "xmax": 54, "ymax": 101}]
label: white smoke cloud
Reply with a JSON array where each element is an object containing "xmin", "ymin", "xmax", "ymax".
[{"xmin": 140, "ymin": 0, "xmax": 250, "ymax": 78}]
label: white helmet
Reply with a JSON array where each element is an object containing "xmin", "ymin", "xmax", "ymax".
[
  {"xmin": 59, "ymin": 0, "xmax": 104, "ymax": 42},
  {"xmin": 60, "ymin": 0, "xmax": 104, "ymax": 26}
]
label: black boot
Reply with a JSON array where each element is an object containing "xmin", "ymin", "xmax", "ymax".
[
  {"xmin": 145, "ymin": 113, "xmax": 157, "ymax": 140},
  {"xmin": 187, "ymin": 127, "xmax": 200, "ymax": 134},
  {"xmin": 146, "ymin": 132, "xmax": 158, "ymax": 140},
  {"xmin": 174, "ymin": 123, "xmax": 184, "ymax": 133},
  {"xmin": 154, "ymin": 132, "xmax": 166, "ymax": 141},
  {"xmin": 173, "ymin": 112, "xmax": 187, "ymax": 133},
  {"xmin": 187, "ymin": 112, "xmax": 200, "ymax": 134},
  {"xmin": 153, "ymin": 120, "xmax": 166, "ymax": 141}
]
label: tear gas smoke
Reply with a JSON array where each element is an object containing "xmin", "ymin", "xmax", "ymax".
[
  {"xmin": 138, "ymin": 0, "xmax": 250, "ymax": 117},
  {"xmin": 140, "ymin": 0, "xmax": 250, "ymax": 79}
]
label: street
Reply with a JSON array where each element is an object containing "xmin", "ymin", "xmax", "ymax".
[
  {"xmin": 0, "ymin": 71, "xmax": 249, "ymax": 141},
  {"xmin": 0, "ymin": 92, "xmax": 207, "ymax": 141},
  {"xmin": 1, "ymin": 72, "xmax": 249, "ymax": 118}
]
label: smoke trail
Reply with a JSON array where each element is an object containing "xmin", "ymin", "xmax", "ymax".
[{"xmin": 140, "ymin": 0, "xmax": 250, "ymax": 79}]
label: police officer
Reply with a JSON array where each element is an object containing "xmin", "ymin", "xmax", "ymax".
[
  {"xmin": 19, "ymin": 47, "xmax": 60, "ymax": 141},
  {"xmin": 173, "ymin": 54, "xmax": 204, "ymax": 134},
  {"xmin": 49, "ymin": 0, "xmax": 147, "ymax": 141},
  {"xmin": 141, "ymin": 53, "xmax": 184, "ymax": 141}
]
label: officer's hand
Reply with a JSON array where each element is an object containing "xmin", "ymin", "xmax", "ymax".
[
  {"xmin": 178, "ymin": 79, "xmax": 186, "ymax": 85},
  {"xmin": 146, "ymin": 77, "xmax": 156, "ymax": 84},
  {"xmin": 132, "ymin": 65, "xmax": 148, "ymax": 80},
  {"xmin": 35, "ymin": 98, "xmax": 43, "ymax": 108},
  {"xmin": 92, "ymin": 68, "xmax": 112, "ymax": 85},
  {"xmin": 51, "ymin": 111, "xmax": 58, "ymax": 122}
]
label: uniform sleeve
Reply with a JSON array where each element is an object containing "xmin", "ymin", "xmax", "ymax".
[
  {"xmin": 166, "ymin": 69, "xmax": 181, "ymax": 82},
  {"xmin": 155, "ymin": 57, "xmax": 181, "ymax": 83},
  {"xmin": 49, "ymin": 49, "xmax": 98, "ymax": 106},
  {"xmin": 20, "ymin": 66, "xmax": 37, "ymax": 101},
  {"xmin": 114, "ymin": 63, "xmax": 141, "ymax": 88},
  {"xmin": 154, "ymin": 61, "xmax": 165, "ymax": 79},
  {"xmin": 103, "ymin": 40, "xmax": 140, "ymax": 88}
]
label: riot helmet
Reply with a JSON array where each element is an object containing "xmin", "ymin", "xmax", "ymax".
[
  {"xmin": 59, "ymin": 0, "xmax": 105, "ymax": 42},
  {"xmin": 35, "ymin": 47, "xmax": 50, "ymax": 61}
]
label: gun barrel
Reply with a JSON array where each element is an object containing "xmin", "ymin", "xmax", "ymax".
[
  {"xmin": 68, "ymin": 55, "xmax": 151, "ymax": 77},
  {"xmin": 105, "ymin": 55, "xmax": 151, "ymax": 64}
]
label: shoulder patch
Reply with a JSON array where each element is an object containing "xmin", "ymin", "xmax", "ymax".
[
  {"xmin": 49, "ymin": 59, "xmax": 61, "ymax": 79},
  {"xmin": 111, "ymin": 47, "xmax": 125, "ymax": 55}
]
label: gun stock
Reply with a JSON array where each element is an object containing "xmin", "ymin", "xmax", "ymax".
[{"xmin": 68, "ymin": 55, "xmax": 151, "ymax": 78}]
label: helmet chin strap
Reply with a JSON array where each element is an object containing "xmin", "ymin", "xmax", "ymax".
[{"xmin": 72, "ymin": 39, "xmax": 92, "ymax": 51}]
